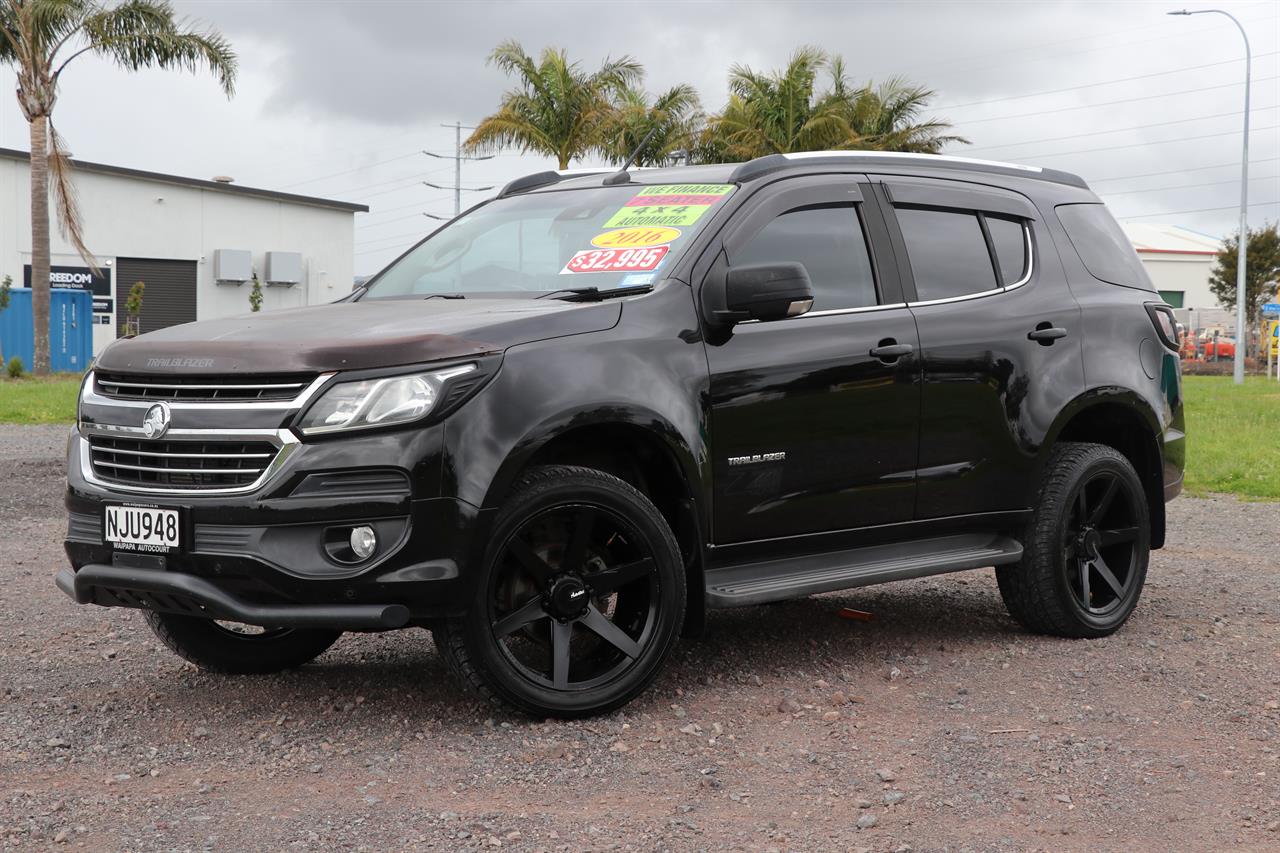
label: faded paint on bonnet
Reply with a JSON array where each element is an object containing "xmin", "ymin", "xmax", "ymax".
[{"xmin": 93, "ymin": 297, "xmax": 622, "ymax": 374}]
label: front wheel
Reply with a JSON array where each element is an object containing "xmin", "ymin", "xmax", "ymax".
[
  {"xmin": 436, "ymin": 465, "xmax": 685, "ymax": 718},
  {"xmin": 997, "ymin": 442, "xmax": 1150, "ymax": 638}
]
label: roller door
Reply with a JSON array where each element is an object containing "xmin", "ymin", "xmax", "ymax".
[{"xmin": 115, "ymin": 257, "xmax": 197, "ymax": 334}]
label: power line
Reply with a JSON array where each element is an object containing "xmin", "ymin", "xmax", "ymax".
[
  {"xmin": 1031, "ymin": 124, "xmax": 1279, "ymax": 160},
  {"xmin": 354, "ymin": 229, "xmax": 432, "ymax": 251},
  {"xmin": 1097, "ymin": 174, "xmax": 1279, "ymax": 197},
  {"xmin": 424, "ymin": 122, "xmax": 495, "ymax": 216},
  {"xmin": 360, "ymin": 194, "xmax": 455, "ymax": 218},
  {"xmin": 277, "ymin": 150, "xmax": 426, "ymax": 189},
  {"xmin": 939, "ymin": 51, "xmax": 1279, "ymax": 112},
  {"xmin": 950, "ymin": 74, "xmax": 1280, "ymax": 127},
  {"xmin": 911, "ymin": 9, "xmax": 1278, "ymax": 79},
  {"xmin": 1117, "ymin": 200, "xmax": 1280, "ymax": 220},
  {"xmin": 964, "ymin": 105, "xmax": 1279, "ymax": 154},
  {"xmin": 1088, "ymin": 156, "xmax": 1280, "ymax": 185},
  {"xmin": 356, "ymin": 208, "xmax": 453, "ymax": 230}
]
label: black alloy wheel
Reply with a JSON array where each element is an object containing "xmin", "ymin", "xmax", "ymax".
[
  {"xmin": 1064, "ymin": 469, "xmax": 1143, "ymax": 617},
  {"xmin": 489, "ymin": 503, "xmax": 660, "ymax": 691},
  {"xmin": 996, "ymin": 442, "xmax": 1150, "ymax": 639},
  {"xmin": 436, "ymin": 465, "xmax": 685, "ymax": 717}
]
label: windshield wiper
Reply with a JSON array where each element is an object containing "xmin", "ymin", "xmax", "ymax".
[
  {"xmin": 423, "ymin": 293, "xmax": 466, "ymax": 300},
  {"xmin": 536, "ymin": 285, "xmax": 654, "ymax": 302}
]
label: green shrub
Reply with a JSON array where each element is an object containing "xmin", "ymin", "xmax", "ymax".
[{"xmin": 6, "ymin": 356, "xmax": 24, "ymax": 378}]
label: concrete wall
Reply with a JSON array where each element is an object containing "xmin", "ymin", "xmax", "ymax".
[{"xmin": 0, "ymin": 157, "xmax": 356, "ymax": 355}]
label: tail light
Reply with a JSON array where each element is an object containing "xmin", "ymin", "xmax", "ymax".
[{"xmin": 1145, "ymin": 303, "xmax": 1181, "ymax": 351}]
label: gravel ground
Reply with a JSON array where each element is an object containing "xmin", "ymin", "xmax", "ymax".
[{"xmin": 1, "ymin": 423, "xmax": 1278, "ymax": 851}]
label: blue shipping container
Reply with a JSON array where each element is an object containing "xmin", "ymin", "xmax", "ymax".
[{"xmin": 0, "ymin": 287, "xmax": 93, "ymax": 373}]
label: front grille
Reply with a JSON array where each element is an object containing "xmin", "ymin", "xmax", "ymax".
[
  {"xmin": 88, "ymin": 435, "xmax": 279, "ymax": 490},
  {"xmin": 94, "ymin": 372, "xmax": 314, "ymax": 403}
]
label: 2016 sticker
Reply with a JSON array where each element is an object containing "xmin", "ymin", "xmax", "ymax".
[
  {"xmin": 591, "ymin": 227, "xmax": 681, "ymax": 249},
  {"xmin": 561, "ymin": 246, "xmax": 669, "ymax": 274}
]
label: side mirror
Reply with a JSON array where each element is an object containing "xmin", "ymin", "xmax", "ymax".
[{"xmin": 722, "ymin": 262, "xmax": 814, "ymax": 323}]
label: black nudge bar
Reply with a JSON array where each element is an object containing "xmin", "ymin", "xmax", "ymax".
[{"xmin": 55, "ymin": 565, "xmax": 410, "ymax": 630}]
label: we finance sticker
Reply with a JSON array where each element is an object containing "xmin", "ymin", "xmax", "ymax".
[
  {"xmin": 591, "ymin": 226, "xmax": 681, "ymax": 249},
  {"xmin": 603, "ymin": 184, "xmax": 734, "ymax": 228},
  {"xmin": 561, "ymin": 246, "xmax": 669, "ymax": 275}
]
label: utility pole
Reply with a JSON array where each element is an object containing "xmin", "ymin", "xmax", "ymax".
[{"xmin": 423, "ymin": 121, "xmax": 495, "ymax": 219}]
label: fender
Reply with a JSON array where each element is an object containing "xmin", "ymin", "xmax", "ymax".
[
  {"xmin": 1038, "ymin": 384, "xmax": 1170, "ymax": 548},
  {"xmin": 479, "ymin": 401, "xmax": 707, "ymax": 517},
  {"xmin": 1042, "ymin": 385, "xmax": 1165, "ymax": 456}
]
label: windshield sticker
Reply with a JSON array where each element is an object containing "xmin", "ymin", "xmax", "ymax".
[
  {"xmin": 561, "ymin": 246, "xmax": 669, "ymax": 275},
  {"xmin": 591, "ymin": 227, "xmax": 681, "ymax": 249},
  {"xmin": 619, "ymin": 272, "xmax": 657, "ymax": 287},
  {"xmin": 603, "ymin": 183, "xmax": 734, "ymax": 228}
]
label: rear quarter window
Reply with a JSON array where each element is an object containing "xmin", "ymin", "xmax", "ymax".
[{"xmin": 1055, "ymin": 203, "xmax": 1154, "ymax": 291}]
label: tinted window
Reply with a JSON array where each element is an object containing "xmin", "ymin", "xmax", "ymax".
[
  {"xmin": 734, "ymin": 204, "xmax": 877, "ymax": 311},
  {"xmin": 896, "ymin": 208, "xmax": 996, "ymax": 301},
  {"xmin": 1056, "ymin": 203, "xmax": 1154, "ymax": 291},
  {"xmin": 986, "ymin": 216, "xmax": 1028, "ymax": 286}
]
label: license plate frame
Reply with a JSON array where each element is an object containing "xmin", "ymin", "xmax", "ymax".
[{"xmin": 103, "ymin": 504, "xmax": 183, "ymax": 553}]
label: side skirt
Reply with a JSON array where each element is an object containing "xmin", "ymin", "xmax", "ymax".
[{"xmin": 703, "ymin": 533, "xmax": 1022, "ymax": 608}]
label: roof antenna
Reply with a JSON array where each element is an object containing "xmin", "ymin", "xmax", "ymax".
[{"xmin": 603, "ymin": 126, "xmax": 660, "ymax": 185}]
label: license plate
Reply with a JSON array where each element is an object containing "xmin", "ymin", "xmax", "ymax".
[{"xmin": 104, "ymin": 505, "xmax": 181, "ymax": 553}]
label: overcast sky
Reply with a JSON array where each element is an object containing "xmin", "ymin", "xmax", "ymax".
[{"xmin": 1, "ymin": 0, "xmax": 1277, "ymax": 274}]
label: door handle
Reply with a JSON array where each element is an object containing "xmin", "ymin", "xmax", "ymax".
[
  {"xmin": 1028, "ymin": 326, "xmax": 1068, "ymax": 343},
  {"xmin": 869, "ymin": 341, "xmax": 914, "ymax": 361}
]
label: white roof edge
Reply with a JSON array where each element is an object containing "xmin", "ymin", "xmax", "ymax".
[{"xmin": 780, "ymin": 151, "xmax": 1044, "ymax": 173}]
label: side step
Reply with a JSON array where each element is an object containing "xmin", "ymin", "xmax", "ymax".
[{"xmin": 704, "ymin": 533, "xmax": 1023, "ymax": 608}]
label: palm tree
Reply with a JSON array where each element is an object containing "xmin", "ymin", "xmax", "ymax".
[
  {"xmin": 465, "ymin": 40, "xmax": 642, "ymax": 170},
  {"xmin": 705, "ymin": 47, "xmax": 851, "ymax": 161},
  {"xmin": 848, "ymin": 77, "xmax": 967, "ymax": 154},
  {"xmin": 600, "ymin": 83, "xmax": 702, "ymax": 167},
  {"xmin": 0, "ymin": 1, "xmax": 235, "ymax": 374},
  {"xmin": 701, "ymin": 47, "xmax": 964, "ymax": 162}
]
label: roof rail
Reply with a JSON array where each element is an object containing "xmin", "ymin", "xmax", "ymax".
[
  {"xmin": 727, "ymin": 150, "xmax": 1088, "ymax": 189},
  {"xmin": 498, "ymin": 168, "xmax": 613, "ymax": 198}
]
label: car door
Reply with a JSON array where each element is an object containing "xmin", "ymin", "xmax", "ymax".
[
  {"xmin": 874, "ymin": 176, "xmax": 1085, "ymax": 519},
  {"xmin": 701, "ymin": 176, "xmax": 922, "ymax": 544}
]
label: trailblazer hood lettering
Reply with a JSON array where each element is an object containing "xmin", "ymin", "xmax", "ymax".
[{"xmin": 95, "ymin": 298, "xmax": 621, "ymax": 374}]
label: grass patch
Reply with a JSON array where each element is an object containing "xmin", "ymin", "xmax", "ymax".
[
  {"xmin": 0, "ymin": 374, "xmax": 82, "ymax": 424},
  {"xmin": 0, "ymin": 372, "xmax": 1275, "ymax": 500},
  {"xmin": 1181, "ymin": 375, "xmax": 1280, "ymax": 500}
]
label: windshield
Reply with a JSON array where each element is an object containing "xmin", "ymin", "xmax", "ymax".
[{"xmin": 362, "ymin": 183, "xmax": 736, "ymax": 298}]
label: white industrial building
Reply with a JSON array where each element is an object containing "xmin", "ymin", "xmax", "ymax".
[
  {"xmin": 1120, "ymin": 221, "xmax": 1229, "ymax": 332},
  {"xmin": 0, "ymin": 147, "xmax": 366, "ymax": 356}
]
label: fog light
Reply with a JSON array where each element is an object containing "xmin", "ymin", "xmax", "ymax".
[{"xmin": 350, "ymin": 526, "xmax": 377, "ymax": 560}]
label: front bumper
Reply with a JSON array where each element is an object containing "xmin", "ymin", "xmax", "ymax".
[
  {"xmin": 56, "ymin": 564, "xmax": 410, "ymax": 629},
  {"xmin": 61, "ymin": 423, "xmax": 486, "ymax": 629}
]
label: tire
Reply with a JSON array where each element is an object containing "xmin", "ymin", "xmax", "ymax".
[
  {"xmin": 996, "ymin": 442, "xmax": 1150, "ymax": 639},
  {"xmin": 145, "ymin": 611, "xmax": 341, "ymax": 674},
  {"xmin": 435, "ymin": 465, "xmax": 685, "ymax": 718}
]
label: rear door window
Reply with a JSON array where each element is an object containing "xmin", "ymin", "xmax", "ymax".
[
  {"xmin": 985, "ymin": 215, "xmax": 1029, "ymax": 286},
  {"xmin": 734, "ymin": 204, "xmax": 878, "ymax": 311},
  {"xmin": 1056, "ymin": 203, "xmax": 1154, "ymax": 291},
  {"xmin": 895, "ymin": 208, "xmax": 997, "ymax": 301}
]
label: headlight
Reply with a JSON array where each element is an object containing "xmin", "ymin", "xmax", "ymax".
[{"xmin": 297, "ymin": 364, "xmax": 476, "ymax": 435}]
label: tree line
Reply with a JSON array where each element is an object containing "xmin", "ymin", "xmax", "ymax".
[{"xmin": 464, "ymin": 42, "xmax": 967, "ymax": 169}]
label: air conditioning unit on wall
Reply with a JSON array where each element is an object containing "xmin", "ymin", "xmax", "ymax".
[
  {"xmin": 213, "ymin": 249, "xmax": 251, "ymax": 285},
  {"xmin": 265, "ymin": 252, "xmax": 303, "ymax": 287}
]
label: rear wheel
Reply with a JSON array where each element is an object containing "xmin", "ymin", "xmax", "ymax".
[
  {"xmin": 145, "ymin": 611, "xmax": 341, "ymax": 674},
  {"xmin": 436, "ymin": 465, "xmax": 685, "ymax": 718},
  {"xmin": 997, "ymin": 442, "xmax": 1150, "ymax": 638}
]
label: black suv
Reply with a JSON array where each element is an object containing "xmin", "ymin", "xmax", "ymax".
[{"xmin": 58, "ymin": 152, "xmax": 1185, "ymax": 718}]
